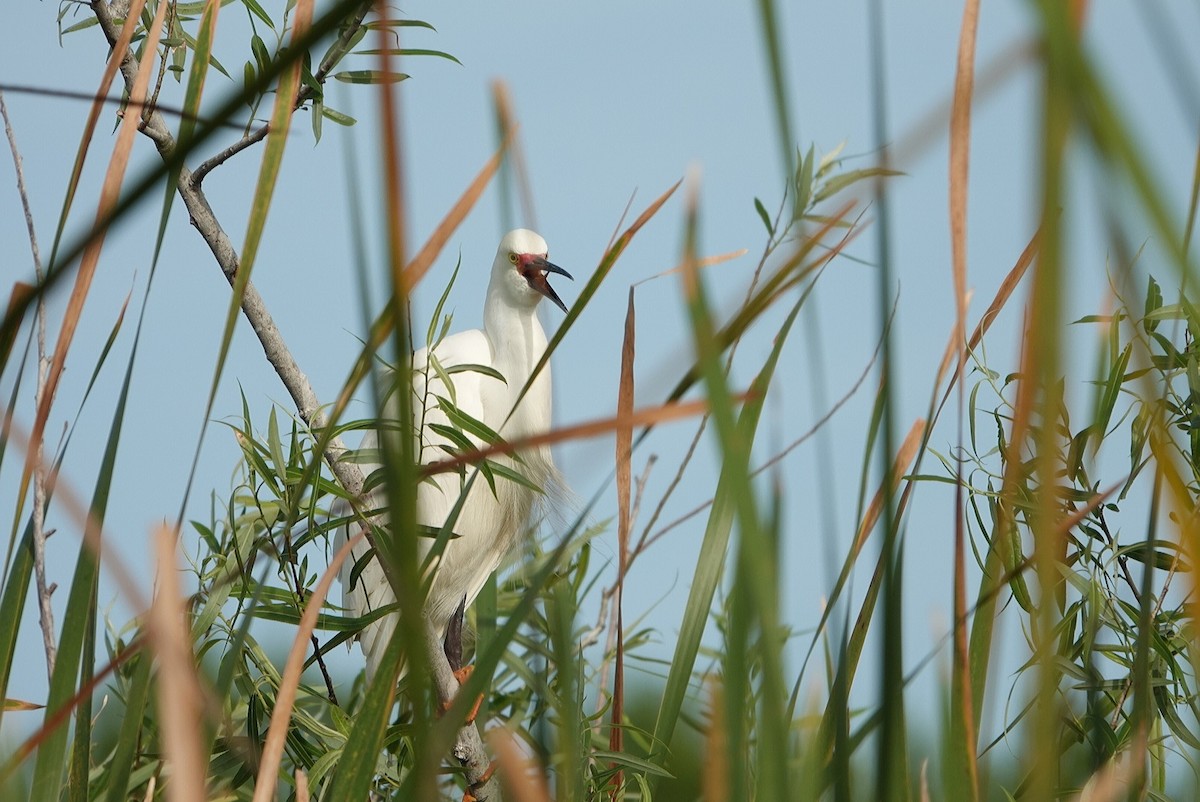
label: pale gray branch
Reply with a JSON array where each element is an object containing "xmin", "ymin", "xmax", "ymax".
[{"xmin": 1, "ymin": 89, "xmax": 57, "ymax": 680}]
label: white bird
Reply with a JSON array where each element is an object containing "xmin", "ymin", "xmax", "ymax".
[{"xmin": 337, "ymin": 229, "xmax": 571, "ymax": 683}]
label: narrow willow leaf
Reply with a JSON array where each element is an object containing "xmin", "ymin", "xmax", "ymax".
[
  {"xmin": 239, "ymin": 0, "xmax": 276, "ymax": 29},
  {"xmin": 812, "ymin": 167, "xmax": 905, "ymax": 204},
  {"xmin": 332, "ymin": 70, "xmax": 409, "ymax": 84},
  {"xmin": 354, "ymin": 47, "xmax": 462, "ymax": 65},
  {"xmin": 320, "ymin": 105, "xmax": 356, "ymax": 125},
  {"xmin": 754, "ymin": 197, "xmax": 774, "ymax": 236},
  {"xmin": 445, "ymin": 362, "xmax": 506, "ymax": 383}
]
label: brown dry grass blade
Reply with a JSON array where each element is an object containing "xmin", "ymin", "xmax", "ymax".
[
  {"xmin": 402, "ymin": 143, "xmax": 506, "ymax": 294},
  {"xmin": 993, "ymin": 308, "xmax": 1040, "ymax": 571},
  {"xmin": 664, "ymin": 201, "xmax": 859, "ymax": 406},
  {"xmin": 489, "ymin": 729, "xmax": 553, "ymax": 802},
  {"xmin": 54, "ymin": 0, "xmax": 148, "ymax": 255},
  {"xmin": 964, "ymin": 478, "xmax": 1125, "ymax": 629},
  {"xmin": 702, "ymin": 681, "xmax": 729, "ymax": 802},
  {"xmin": 0, "ymin": 636, "xmax": 143, "ymax": 776},
  {"xmin": 295, "ymin": 770, "xmax": 309, "ymax": 802},
  {"xmin": 950, "ymin": 0, "xmax": 977, "ymax": 363},
  {"xmin": 252, "ymin": 530, "xmax": 365, "ymax": 802},
  {"xmin": 0, "ymin": 413, "xmax": 145, "ymax": 610},
  {"xmin": 609, "ymin": 288, "xmax": 635, "ymax": 778},
  {"xmin": 234, "ymin": 0, "xmax": 312, "ymax": 279},
  {"xmin": 1069, "ymin": 758, "xmax": 1131, "ymax": 802},
  {"xmin": 967, "ymin": 227, "xmax": 1041, "ymax": 355},
  {"xmin": 624, "ymin": 181, "xmax": 681, "ymax": 244},
  {"xmin": 25, "ymin": 0, "xmax": 162, "ymax": 482},
  {"xmin": 1149, "ymin": 435, "xmax": 1200, "ymax": 647},
  {"xmin": 376, "ymin": 9, "xmax": 407, "ymax": 284},
  {"xmin": 3, "ymin": 698, "xmax": 42, "ymax": 712},
  {"xmin": 525, "ymin": 179, "xmax": 681, "ymax": 402},
  {"xmin": 1071, "ymin": 0, "xmax": 1091, "ymax": 30},
  {"xmin": 949, "ymin": 0, "xmax": 982, "ymax": 797},
  {"xmin": 933, "ymin": 225, "xmax": 1040, "ymax": 419},
  {"xmin": 491, "ymin": 80, "xmax": 536, "ymax": 229},
  {"xmin": 25, "ymin": 0, "xmax": 165, "ymax": 511},
  {"xmin": 892, "ymin": 38, "xmax": 1034, "ymax": 172},
  {"xmin": 851, "ymin": 418, "xmax": 927, "ymax": 557},
  {"xmin": 422, "ymin": 393, "xmax": 749, "ymax": 479},
  {"xmin": 637, "ymin": 249, "xmax": 751, "ymax": 284},
  {"xmin": 150, "ymin": 524, "xmax": 206, "ymax": 802}
]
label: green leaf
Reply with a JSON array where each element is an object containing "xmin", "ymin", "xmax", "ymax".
[
  {"xmin": 1091, "ymin": 342, "xmax": 1130, "ymax": 455},
  {"xmin": 426, "ymin": 254, "xmax": 461, "ymax": 348},
  {"xmin": 1144, "ymin": 275, "xmax": 1163, "ymax": 333},
  {"xmin": 591, "ymin": 750, "xmax": 676, "ymax": 778},
  {"xmin": 312, "ymin": 98, "xmax": 324, "ymax": 142},
  {"xmin": 250, "ymin": 34, "xmax": 271, "ymax": 73},
  {"xmin": 812, "ymin": 167, "xmax": 904, "ymax": 204},
  {"xmin": 61, "ymin": 17, "xmax": 100, "ymax": 35},
  {"xmin": 267, "ymin": 407, "xmax": 286, "ymax": 484},
  {"xmin": 240, "ymin": 0, "xmax": 276, "ymax": 29},
  {"xmin": 354, "ymin": 48, "xmax": 462, "ymax": 65},
  {"xmin": 795, "ymin": 144, "xmax": 815, "ymax": 215},
  {"xmin": 427, "ymin": 422, "xmax": 479, "ymax": 454},
  {"xmin": 333, "ymin": 70, "xmax": 410, "ymax": 84},
  {"xmin": 484, "ymin": 459, "xmax": 543, "ymax": 493},
  {"xmin": 243, "ymin": 61, "xmax": 256, "ymax": 95},
  {"xmin": 1119, "ymin": 542, "xmax": 1191, "ymax": 572},
  {"xmin": 363, "ymin": 18, "xmax": 436, "ymax": 31},
  {"xmin": 320, "ymin": 105, "xmax": 357, "ymax": 126},
  {"xmin": 434, "ymin": 395, "xmax": 506, "ymax": 446},
  {"xmin": 101, "ymin": 647, "xmax": 153, "ymax": 802},
  {"xmin": 178, "ymin": 28, "xmax": 231, "ymax": 79},
  {"xmin": 754, "ymin": 197, "xmax": 774, "ymax": 237},
  {"xmin": 444, "ymin": 363, "xmax": 505, "ymax": 383}
]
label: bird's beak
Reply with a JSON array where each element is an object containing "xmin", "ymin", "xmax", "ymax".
[{"xmin": 525, "ymin": 256, "xmax": 573, "ymax": 314}]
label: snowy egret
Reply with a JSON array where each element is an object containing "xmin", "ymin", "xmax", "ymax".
[{"xmin": 338, "ymin": 229, "xmax": 571, "ymax": 684}]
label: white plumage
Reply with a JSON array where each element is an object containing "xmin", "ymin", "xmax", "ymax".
[{"xmin": 337, "ymin": 229, "xmax": 570, "ymax": 682}]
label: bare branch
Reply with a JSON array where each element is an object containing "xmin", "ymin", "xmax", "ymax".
[{"xmin": 1, "ymin": 89, "xmax": 56, "ymax": 680}]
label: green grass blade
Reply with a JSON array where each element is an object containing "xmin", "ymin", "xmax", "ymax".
[{"xmin": 101, "ymin": 643, "xmax": 153, "ymax": 802}]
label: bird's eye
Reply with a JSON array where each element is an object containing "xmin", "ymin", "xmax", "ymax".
[{"xmin": 508, "ymin": 253, "xmax": 518, "ymax": 264}]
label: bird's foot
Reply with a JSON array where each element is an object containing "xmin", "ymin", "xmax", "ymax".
[
  {"xmin": 438, "ymin": 664, "xmax": 484, "ymax": 724},
  {"xmin": 462, "ymin": 760, "xmax": 498, "ymax": 802}
]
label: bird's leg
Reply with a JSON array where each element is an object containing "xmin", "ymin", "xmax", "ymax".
[
  {"xmin": 439, "ymin": 596, "xmax": 484, "ymax": 723},
  {"xmin": 443, "ymin": 596, "xmax": 467, "ymax": 672}
]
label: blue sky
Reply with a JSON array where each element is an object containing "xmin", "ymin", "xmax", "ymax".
[{"xmin": 1, "ymin": 0, "xmax": 1198, "ymax": 755}]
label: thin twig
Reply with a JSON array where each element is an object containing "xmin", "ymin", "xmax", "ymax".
[
  {"xmin": 1, "ymin": 90, "xmax": 56, "ymax": 680},
  {"xmin": 632, "ymin": 190, "xmax": 788, "ymax": 553},
  {"xmin": 189, "ymin": 0, "xmax": 373, "ymax": 185},
  {"xmin": 278, "ymin": 510, "xmax": 339, "ymax": 705},
  {"xmin": 147, "ymin": 2, "xmax": 172, "ymax": 121},
  {"xmin": 639, "ymin": 330, "xmax": 879, "ymax": 554}
]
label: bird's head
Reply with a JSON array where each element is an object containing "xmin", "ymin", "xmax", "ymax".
[{"xmin": 492, "ymin": 229, "xmax": 573, "ymax": 314}]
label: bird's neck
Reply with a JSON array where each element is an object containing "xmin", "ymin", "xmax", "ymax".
[
  {"xmin": 481, "ymin": 286, "xmax": 555, "ymax": 477},
  {"xmin": 482, "ymin": 288, "xmax": 549, "ymax": 390}
]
